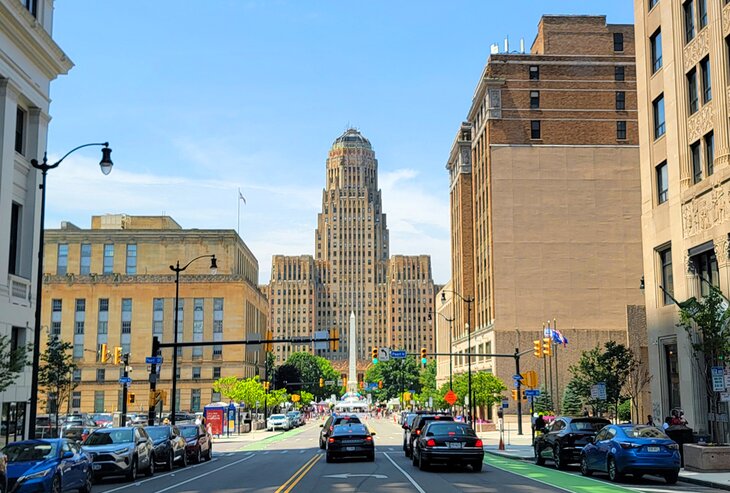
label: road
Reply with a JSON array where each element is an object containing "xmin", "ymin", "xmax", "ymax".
[{"xmin": 90, "ymin": 417, "xmax": 721, "ymax": 493}]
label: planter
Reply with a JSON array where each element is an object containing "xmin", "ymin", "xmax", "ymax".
[{"xmin": 684, "ymin": 443, "xmax": 730, "ymax": 472}]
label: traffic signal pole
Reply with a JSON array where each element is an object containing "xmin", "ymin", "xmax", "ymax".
[
  {"xmin": 514, "ymin": 348, "xmax": 523, "ymax": 436},
  {"xmin": 121, "ymin": 353, "xmax": 130, "ymax": 427},
  {"xmin": 147, "ymin": 337, "xmax": 161, "ymax": 426}
]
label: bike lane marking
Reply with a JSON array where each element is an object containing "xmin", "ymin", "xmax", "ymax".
[
  {"xmin": 484, "ymin": 454, "xmax": 637, "ymax": 493},
  {"xmin": 238, "ymin": 424, "xmax": 314, "ymax": 451}
]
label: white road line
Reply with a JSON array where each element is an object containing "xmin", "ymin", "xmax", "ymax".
[
  {"xmin": 154, "ymin": 454, "xmax": 255, "ymax": 493},
  {"xmin": 299, "ymin": 450, "xmax": 306, "ymax": 454},
  {"xmin": 281, "ymin": 450, "xmax": 288, "ymax": 454},
  {"xmin": 383, "ymin": 452, "xmax": 426, "ymax": 493}
]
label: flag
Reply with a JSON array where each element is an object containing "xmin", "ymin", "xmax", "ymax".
[
  {"xmin": 238, "ymin": 190, "xmax": 246, "ymax": 204},
  {"xmin": 553, "ymin": 329, "xmax": 568, "ymax": 347}
]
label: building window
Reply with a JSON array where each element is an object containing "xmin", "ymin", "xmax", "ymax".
[
  {"xmin": 125, "ymin": 244, "xmax": 137, "ymax": 275},
  {"xmin": 664, "ymin": 343, "xmax": 681, "ymax": 411},
  {"xmin": 213, "ymin": 298, "xmax": 223, "ymax": 332},
  {"xmin": 153, "ymin": 298, "xmax": 164, "ymax": 337},
  {"xmin": 705, "ymin": 131, "xmax": 715, "ymax": 176},
  {"xmin": 691, "ymin": 141, "xmax": 702, "ymax": 183},
  {"xmin": 213, "ymin": 345, "xmax": 222, "ymax": 359},
  {"xmin": 191, "ymin": 389, "xmax": 201, "ymax": 412},
  {"xmin": 529, "ymin": 65, "xmax": 539, "ymax": 80},
  {"xmin": 73, "ymin": 369, "xmax": 81, "ymax": 382},
  {"xmin": 615, "ymin": 91, "xmax": 626, "ymax": 110},
  {"xmin": 121, "ymin": 298, "xmax": 132, "ymax": 334},
  {"xmin": 97, "ymin": 298, "xmax": 109, "ymax": 335},
  {"xmin": 658, "ymin": 247, "xmax": 673, "ymax": 305},
  {"xmin": 687, "ymin": 68, "xmax": 699, "ymax": 114},
  {"xmin": 613, "ymin": 32, "xmax": 624, "ymax": 52},
  {"xmin": 74, "ymin": 299, "xmax": 85, "ymax": 335},
  {"xmin": 656, "ymin": 161, "xmax": 668, "ymax": 204},
  {"xmin": 530, "ymin": 120, "xmax": 541, "ymax": 139},
  {"xmin": 212, "ymin": 391, "xmax": 221, "ymax": 403},
  {"xmin": 616, "ymin": 121, "xmax": 627, "ymax": 140},
  {"xmin": 103, "ymin": 244, "xmax": 114, "ymax": 274},
  {"xmin": 193, "ymin": 298, "xmax": 204, "ymax": 359},
  {"xmin": 57, "ymin": 244, "xmax": 68, "ymax": 275},
  {"xmin": 192, "ymin": 367, "xmax": 201, "ymax": 379},
  {"xmin": 15, "ymin": 107, "xmax": 25, "ymax": 154},
  {"xmin": 653, "ymin": 94, "xmax": 665, "ymax": 138},
  {"xmin": 698, "ymin": 0, "xmax": 707, "ymax": 29},
  {"xmin": 8, "ymin": 202, "xmax": 22, "ymax": 276},
  {"xmin": 73, "ymin": 343, "xmax": 83, "ymax": 360},
  {"xmin": 530, "ymin": 91, "xmax": 540, "ymax": 109},
  {"xmin": 651, "ymin": 29, "xmax": 663, "ymax": 73},
  {"xmin": 72, "ymin": 391, "xmax": 81, "ymax": 409},
  {"xmin": 213, "ymin": 367, "xmax": 221, "ymax": 379},
  {"xmin": 695, "ymin": 249, "xmax": 719, "ymax": 296},
  {"xmin": 700, "ymin": 56, "xmax": 711, "ymax": 103},
  {"xmin": 51, "ymin": 299, "xmax": 62, "ymax": 336},
  {"xmin": 684, "ymin": 0, "xmax": 696, "ymax": 43},
  {"xmin": 615, "ymin": 66, "xmax": 625, "ymax": 81},
  {"xmin": 10, "ymin": 326, "xmax": 25, "ymax": 353},
  {"xmin": 96, "ymin": 369, "xmax": 105, "ymax": 382},
  {"xmin": 94, "ymin": 391, "xmax": 104, "ymax": 413},
  {"xmin": 649, "ymin": 0, "xmax": 659, "ymax": 10},
  {"xmin": 80, "ymin": 243, "xmax": 91, "ymax": 275}
]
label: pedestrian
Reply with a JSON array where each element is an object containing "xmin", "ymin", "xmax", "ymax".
[
  {"xmin": 662, "ymin": 416, "xmax": 671, "ymax": 430},
  {"xmin": 582, "ymin": 408, "xmax": 589, "ymax": 417},
  {"xmin": 646, "ymin": 415, "xmax": 655, "ymax": 427}
]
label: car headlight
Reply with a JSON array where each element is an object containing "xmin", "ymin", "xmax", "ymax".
[
  {"xmin": 19, "ymin": 468, "xmax": 52, "ymax": 482},
  {"xmin": 114, "ymin": 446, "xmax": 133, "ymax": 455}
]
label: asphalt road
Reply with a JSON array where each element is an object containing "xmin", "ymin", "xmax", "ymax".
[{"xmin": 89, "ymin": 417, "xmax": 722, "ymax": 493}]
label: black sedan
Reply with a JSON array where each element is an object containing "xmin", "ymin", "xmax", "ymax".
[
  {"xmin": 319, "ymin": 414, "xmax": 362, "ymax": 449},
  {"xmin": 534, "ymin": 416, "xmax": 610, "ymax": 469},
  {"xmin": 144, "ymin": 425, "xmax": 188, "ymax": 470},
  {"xmin": 325, "ymin": 423, "xmax": 375, "ymax": 462},
  {"xmin": 412, "ymin": 421, "xmax": 484, "ymax": 472}
]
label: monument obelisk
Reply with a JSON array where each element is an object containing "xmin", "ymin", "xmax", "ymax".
[{"xmin": 348, "ymin": 311, "xmax": 357, "ymax": 393}]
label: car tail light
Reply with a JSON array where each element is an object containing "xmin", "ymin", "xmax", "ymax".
[
  {"xmin": 667, "ymin": 443, "xmax": 679, "ymax": 450},
  {"xmin": 328, "ymin": 437, "xmax": 335, "ymax": 443},
  {"xmin": 426, "ymin": 439, "xmax": 436, "ymax": 447},
  {"xmin": 619, "ymin": 442, "xmax": 641, "ymax": 449},
  {"xmin": 475, "ymin": 439, "xmax": 483, "ymax": 448},
  {"xmin": 415, "ymin": 429, "xmax": 421, "ymax": 435},
  {"xmin": 365, "ymin": 436, "xmax": 373, "ymax": 441}
]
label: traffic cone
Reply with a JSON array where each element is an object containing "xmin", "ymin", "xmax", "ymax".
[{"xmin": 498, "ymin": 436, "xmax": 505, "ymax": 450}]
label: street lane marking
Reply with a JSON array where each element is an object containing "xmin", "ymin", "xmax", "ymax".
[
  {"xmin": 281, "ymin": 450, "xmax": 288, "ymax": 454},
  {"xmin": 323, "ymin": 473, "xmax": 388, "ymax": 479},
  {"xmin": 383, "ymin": 453, "xmax": 426, "ymax": 493},
  {"xmin": 154, "ymin": 453, "xmax": 256, "ymax": 493},
  {"xmin": 275, "ymin": 453, "xmax": 321, "ymax": 493}
]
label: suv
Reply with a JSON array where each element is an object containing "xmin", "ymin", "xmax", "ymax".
[
  {"xmin": 319, "ymin": 414, "xmax": 362, "ymax": 449},
  {"xmin": 405, "ymin": 413, "xmax": 454, "ymax": 458},
  {"xmin": 82, "ymin": 427, "xmax": 155, "ymax": 481}
]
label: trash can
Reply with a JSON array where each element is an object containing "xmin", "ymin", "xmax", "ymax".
[{"xmin": 665, "ymin": 425, "xmax": 693, "ymax": 465}]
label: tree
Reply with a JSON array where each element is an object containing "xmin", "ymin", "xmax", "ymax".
[
  {"xmin": 275, "ymin": 364, "xmax": 302, "ymax": 393},
  {"xmin": 365, "ymin": 357, "xmax": 422, "ymax": 401},
  {"xmin": 448, "ymin": 371, "xmax": 507, "ymax": 416},
  {"xmin": 235, "ymin": 377, "xmax": 266, "ymax": 409},
  {"xmin": 416, "ymin": 360, "xmax": 440, "ymax": 407},
  {"xmin": 285, "ymin": 352, "xmax": 339, "ymax": 400},
  {"xmin": 562, "ymin": 379, "xmax": 584, "ymax": 416},
  {"xmin": 625, "ymin": 353, "xmax": 652, "ymax": 424},
  {"xmin": 38, "ymin": 337, "xmax": 77, "ymax": 433},
  {"xmin": 532, "ymin": 387, "xmax": 554, "ymax": 414},
  {"xmin": 0, "ymin": 334, "xmax": 30, "ymax": 394},
  {"xmin": 212, "ymin": 376, "xmax": 240, "ymax": 401}
]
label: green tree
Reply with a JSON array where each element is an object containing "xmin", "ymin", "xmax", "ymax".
[
  {"xmin": 449, "ymin": 371, "xmax": 507, "ymax": 414},
  {"xmin": 274, "ymin": 364, "xmax": 302, "ymax": 393},
  {"xmin": 212, "ymin": 376, "xmax": 240, "ymax": 401},
  {"xmin": 532, "ymin": 387, "xmax": 554, "ymax": 414},
  {"xmin": 561, "ymin": 379, "xmax": 584, "ymax": 416},
  {"xmin": 285, "ymin": 352, "xmax": 339, "ymax": 399},
  {"xmin": 235, "ymin": 377, "xmax": 266, "ymax": 409},
  {"xmin": 618, "ymin": 399, "xmax": 631, "ymax": 422},
  {"xmin": 38, "ymin": 337, "xmax": 77, "ymax": 433},
  {"xmin": 364, "ymin": 357, "xmax": 422, "ymax": 401},
  {"xmin": 416, "ymin": 360, "xmax": 440, "ymax": 408},
  {"xmin": 0, "ymin": 333, "xmax": 30, "ymax": 394}
]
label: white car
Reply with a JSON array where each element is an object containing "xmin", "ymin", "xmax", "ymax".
[{"xmin": 267, "ymin": 414, "xmax": 290, "ymax": 431}]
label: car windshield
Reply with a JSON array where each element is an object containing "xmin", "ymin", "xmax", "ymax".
[
  {"xmin": 286, "ymin": 412, "xmax": 297, "ymax": 417},
  {"xmin": 270, "ymin": 414, "xmax": 286, "ymax": 419},
  {"xmin": 93, "ymin": 414, "xmax": 111, "ymax": 422},
  {"xmin": 333, "ymin": 424, "xmax": 368, "ymax": 435},
  {"xmin": 405, "ymin": 414, "xmax": 418, "ymax": 426},
  {"xmin": 623, "ymin": 426, "xmax": 669, "ymax": 439},
  {"xmin": 418, "ymin": 415, "xmax": 454, "ymax": 428},
  {"xmin": 334, "ymin": 416, "xmax": 361, "ymax": 425},
  {"xmin": 3, "ymin": 441, "xmax": 58, "ymax": 462},
  {"xmin": 145, "ymin": 427, "xmax": 171, "ymax": 440},
  {"xmin": 570, "ymin": 420, "xmax": 610, "ymax": 431},
  {"xmin": 426, "ymin": 423, "xmax": 475, "ymax": 436},
  {"xmin": 179, "ymin": 426, "xmax": 199, "ymax": 439},
  {"xmin": 84, "ymin": 429, "xmax": 133, "ymax": 445}
]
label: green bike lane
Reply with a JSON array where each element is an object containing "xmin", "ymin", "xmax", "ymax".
[{"xmin": 238, "ymin": 423, "xmax": 315, "ymax": 451}]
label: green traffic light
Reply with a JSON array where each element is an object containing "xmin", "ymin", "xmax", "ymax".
[
  {"xmin": 372, "ymin": 358, "xmax": 379, "ymax": 364},
  {"xmin": 421, "ymin": 357, "xmax": 427, "ymax": 365}
]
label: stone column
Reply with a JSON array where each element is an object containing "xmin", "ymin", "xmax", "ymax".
[{"xmin": 712, "ymin": 2, "xmax": 730, "ymax": 170}]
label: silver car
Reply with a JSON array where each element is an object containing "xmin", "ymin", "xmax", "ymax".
[
  {"xmin": 267, "ymin": 414, "xmax": 290, "ymax": 431},
  {"xmin": 82, "ymin": 427, "xmax": 155, "ymax": 481}
]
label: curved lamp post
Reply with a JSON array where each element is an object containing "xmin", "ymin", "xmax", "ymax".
[
  {"xmin": 169, "ymin": 254, "xmax": 217, "ymax": 424},
  {"xmin": 28, "ymin": 142, "xmax": 113, "ymax": 438},
  {"xmin": 441, "ymin": 290, "xmax": 474, "ymax": 425}
]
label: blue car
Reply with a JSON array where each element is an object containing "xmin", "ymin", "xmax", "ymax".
[
  {"xmin": 2, "ymin": 438, "xmax": 92, "ymax": 493},
  {"xmin": 580, "ymin": 424, "xmax": 680, "ymax": 484}
]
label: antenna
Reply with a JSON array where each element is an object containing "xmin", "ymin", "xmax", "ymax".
[{"xmin": 520, "ymin": 38, "xmax": 525, "ymax": 53}]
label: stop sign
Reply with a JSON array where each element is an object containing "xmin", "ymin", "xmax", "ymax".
[{"xmin": 444, "ymin": 389, "xmax": 458, "ymax": 405}]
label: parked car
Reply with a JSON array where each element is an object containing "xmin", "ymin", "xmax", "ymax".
[
  {"xmin": 177, "ymin": 424, "xmax": 212, "ymax": 464},
  {"xmin": 3, "ymin": 438, "xmax": 92, "ymax": 493},
  {"xmin": 0, "ymin": 451, "xmax": 6, "ymax": 493},
  {"xmin": 33, "ymin": 416, "xmax": 58, "ymax": 439},
  {"xmin": 82, "ymin": 427, "xmax": 155, "ymax": 481},
  {"xmin": 412, "ymin": 421, "xmax": 484, "ymax": 472},
  {"xmin": 405, "ymin": 414, "xmax": 454, "ymax": 458},
  {"xmin": 144, "ymin": 425, "xmax": 188, "ymax": 470},
  {"xmin": 92, "ymin": 414, "xmax": 113, "ymax": 428},
  {"xmin": 166, "ymin": 412, "xmax": 197, "ymax": 424},
  {"xmin": 534, "ymin": 416, "xmax": 610, "ymax": 469},
  {"xmin": 60, "ymin": 415, "xmax": 99, "ymax": 443},
  {"xmin": 319, "ymin": 414, "xmax": 362, "ymax": 449},
  {"xmin": 267, "ymin": 414, "xmax": 291, "ymax": 431},
  {"xmin": 580, "ymin": 424, "xmax": 681, "ymax": 484},
  {"xmin": 400, "ymin": 412, "xmax": 419, "ymax": 451},
  {"xmin": 325, "ymin": 423, "xmax": 375, "ymax": 462},
  {"xmin": 286, "ymin": 411, "xmax": 302, "ymax": 427}
]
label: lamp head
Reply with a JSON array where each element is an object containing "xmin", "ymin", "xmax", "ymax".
[
  {"xmin": 440, "ymin": 292, "xmax": 446, "ymax": 305},
  {"xmin": 99, "ymin": 144, "xmax": 113, "ymax": 175},
  {"xmin": 210, "ymin": 255, "xmax": 218, "ymax": 275},
  {"xmin": 639, "ymin": 275, "xmax": 645, "ymax": 290}
]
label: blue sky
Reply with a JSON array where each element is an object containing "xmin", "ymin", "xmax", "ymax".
[{"xmin": 46, "ymin": 1, "xmax": 634, "ymax": 284}]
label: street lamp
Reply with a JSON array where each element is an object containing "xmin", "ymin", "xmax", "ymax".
[
  {"xmin": 427, "ymin": 310, "xmax": 454, "ymax": 389},
  {"xmin": 170, "ymin": 254, "xmax": 217, "ymax": 424},
  {"xmin": 441, "ymin": 290, "xmax": 474, "ymax": 425},
  {"xmin": 28, "ymin": 142, "xmax": 113, "ymax": 439}
]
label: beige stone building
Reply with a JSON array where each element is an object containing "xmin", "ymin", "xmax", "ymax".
[
  {"xmin": 444, "ymin": 15, "xmax": 646, "ymax": 418},
  {"xmin": 41, "ymin": 214, "xmax": 267, "ymax": 414},
  {"xmin": 265, "ymin": 130, "xmax": 435, "ymax": 378},
  {"xmin": 634, "ymin": 0, "xmax": 730, "ymax": 435}
]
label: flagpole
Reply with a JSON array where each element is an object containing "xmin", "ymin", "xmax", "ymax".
[
  {"xmin": 237, "ymin": 188, "xmax": 241, "ymax": 236},
  {"xmin": 554, "ymin": 318, "xmax": 559, "ymax": 414},
  {"xmin": 542, "ymin": 323, "xmax": 548, "ymax": 403},
  {"xmin": 547, "ymin": 320, "xmax": 553, "ymax": 409}
]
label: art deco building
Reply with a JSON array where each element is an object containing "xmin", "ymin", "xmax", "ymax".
[
  {"xmin": 444, "ymin": 15, "xmax": 646, "ymax": 417},
  {"xmin": 266, "ymin": 130, "xmax": 435, "ymax": 376},
  {"xmin": 0, "ymin": 0, "xmax": 73, "ymax": 443},
  {"xmin": 41, "ymin": 214, "xmax": 267, "ymax": 414},
  {"xmin": 634, "ymin": 0, "xmax": 730, "ymax": 436}
]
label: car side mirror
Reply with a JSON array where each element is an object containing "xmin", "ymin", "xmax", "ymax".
[
  {"xmin": 62, "ymin": 451, "xmax": 74, "ymax": 459},
  {"xmin": 402, "ymin": 424, "xmax": 409, "ymax": 430},
  {"xmin": 371, "ymin": 432, "xmax": 376, "ymax": 436},
  {"xmin": 139, "ymin": 438, "xmax": 147, "ymax": 444},
  {"xmin": 319, "ymin": 424, "xmax": 324, "ymax": 427}
]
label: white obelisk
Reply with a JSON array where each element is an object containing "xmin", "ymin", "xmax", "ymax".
[{"xmin": 348, "ymin": 311, "xmax": 357, "ymax": 393}]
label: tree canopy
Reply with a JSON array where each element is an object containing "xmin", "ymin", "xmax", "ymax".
[
  {"xmin": 0, "ymin": 333, "xmax": 29, "ymax": 395},
  {"xmin": 365, "ymin": 357, "xmax": 422, "ymax": 401}
]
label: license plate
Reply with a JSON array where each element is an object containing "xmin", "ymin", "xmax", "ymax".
[
  {"xmin": 448, "ymin": 442, "xmax": 463, "ymax": 449},
  {"xmin": 92, "ymin": 464, "xmax": 101, "ymax": 470},
  {"xmin": 647, "ymin": 446, "xmax": 660, "ymax": 452},
  {"xmin": 346, "ymin": 447, "xmax": 356, "ymax": 451}
]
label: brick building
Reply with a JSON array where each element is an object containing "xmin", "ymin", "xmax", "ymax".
[{"xmin": 444, "ymin": 15, "xmax": 646, "ymax": 417}]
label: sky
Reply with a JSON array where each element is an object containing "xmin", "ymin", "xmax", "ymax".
[{"xmin": 45, "ymin": 1, "xmax": 634, "ymax": 285}]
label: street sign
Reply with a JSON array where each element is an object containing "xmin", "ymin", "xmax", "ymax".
[
  {"xmin": 325, "ymin": 380, "xmax": 335, "ymax": 386},
  {"xmin": 512, "ymin": 374, "xmax": 523, "ymax": 381},
  {"xmin": 119, "ymin": 376, "xmax": 132, "ymax": 385},
  {"xmin": 501, "ymin": 398, "xmax": 509, "ymax": 409},
  {"xmin": 314, "ymin": 330, "xmax": 329, "ymax": 350},
  {"xmin": 524, "ymin": 389, "xmax": 541, "ymax": 397},
  {"xmin": 337, "ymin": 379, "xmax": 343, "ymax": 386},
  {"xmin": 390, "ymin": 350, "xmax": 407, "ymax": 359},
  {"xmin": 721, "ymin": 392, "xmax": 730, "ymax": 403},
  {"xmin": 145, "ymin": 356, "xmax": 163, "ymax": 365},
  {"xmin": 590, "ymin": 382, "xmax": 607, "ymax": 400},
  {"xmin": 291, "ymin": 394, "xmax": 301, "ymax": 402},
  {"xmin": 378, "ymin": 348, "xmax": 390, "ymax": 362},
  {"xmin": 444, "ymin": 389, "xmax": 458, "ymax": 405},
  {"xmin": 712, "ymin": 366, "xmax": 726, "ymax": 392}
]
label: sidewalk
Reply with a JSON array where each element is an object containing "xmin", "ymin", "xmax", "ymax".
[{"xmin": 479, "ymin": 429, "xmax": 730, "ymax": 491}]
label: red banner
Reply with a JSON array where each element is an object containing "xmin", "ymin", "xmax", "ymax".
[{"xmin": 206, "ymin": 409, "xmax": 224, "ymax": 436}]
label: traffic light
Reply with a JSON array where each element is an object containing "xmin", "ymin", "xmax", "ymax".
[
  {"xmin": 533, "ymin": 340, "xmax": 543, "ymax": 358},
  {"xmin": 378, "ymin": 380, "xmax": 383, "ymax": 389},
  {"xmin": 359, "ymin": 381, "xmax": 364, "ymax": 390},
  {"xmin": 329, "ymin": 328, "xmax": 338, "ymax": 351},
  {"xmin": 420, "ymin": 347, "xmax": 427, "ymax": 365},
  {"xmin": 543, "ymin": 338, "xmax": 552, "ymax": 357},
  {"xmin": 113, "ymin": 347, "xmax": 123, "ymax": 365},
  {"xmin": 371, "ymin": 347, "xmax": 378, "ymax": 364},
  {"xmin": 263, "ymin": 381, "xmax": 270, "ymax": 391},
  {"xmin": 511, "ymin": 389, "xmax": 518, "ymax": 401},
  {"xmin": 128, "ymin": 393, "xmax": 135, "ymax": 404},
  {"xmin": 511, "ymin": 389, "xmax": 526, "ymax": 401},
  {"xmin": 319, "ymin": 378, "xmax": 324, "ymax": 388},
  {"xmin": 100, "ymin": 343, "xmax": 108, "ymax": 363},
  {"xmin": 264, "ymin": 330, "xmax": 273, "ymax": 352},
  {"xmin": 342, "ymin": 377, "xmax": 347, "ymax": 389}
]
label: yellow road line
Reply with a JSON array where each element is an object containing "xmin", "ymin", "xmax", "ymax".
[{"xmin": 275, "ymin": 453, "xmax": 321, "ymax": 493}]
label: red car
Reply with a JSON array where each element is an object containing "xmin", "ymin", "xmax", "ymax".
[{"xmin": 177, "ymin": 424, "xmax": 212, "ymax": 463}]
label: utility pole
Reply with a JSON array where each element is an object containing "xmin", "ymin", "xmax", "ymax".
[
  {"xmin": 515, "ymin": 348, "xmax": 523, "ymax": 436},
  {"xmin": 121, "ymin": 352, "xmax": 130, "ymax": 427}
]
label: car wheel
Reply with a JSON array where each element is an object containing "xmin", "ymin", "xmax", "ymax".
[
  {"xmin": 553, "ymin": 446, "xmax": 565, "ymax": 470},
  {"xmin": 80, "ymin": 469, "xmax": 93, "ymax": 493},
  {"xmin": 534, "ymin": 446, "xmax": 545, "ymax": 466},
  {"xmin": 412, "ymin": 449, "xmax": 418, "ymax": 466},
  {"xmin": 405, "ymin": 445, "xmax": 412, "ymax": 459},
  {"xmin": 319, "ymin": 439, "xmax": 326, "ymax": 450},
  {"xmin": 665, "ymin": 471, "xmax": 679, "ymax": 485},
  {"xmin": 326, "ymin": 453, "xmax": 333, "ymax": 463},
  {"xmin": 146, "ymin": 457, "xmax": 155, "ymax": 477},
  {"xmin": 607, "ymin": 458, "xmax": 622, "ymax": 482},
  {"xmin": 418, "ymin": 453, "xmax": 429, "ymax": 471},
  {"xmin": 196, "ymin": 447, "xmax": 202, "ymax": 464},
  {"xmin": 181, "ymin": 450, "xmax": 188, "ymax": 467},
  {"xmin": 206, "ymin": 445, "xmax": 212, "ymax": 461},
  {"xmin": 472, "ymin": 461, "xmax": 483, "ymax": 473},
  {"xmin": 580, "ymin": 456, "xmax": 592, "ymax": 476},
  {"xmin": 367, "ymin": 453, "xmax": 375, "ymax": 462},
  {"xmin": 51, "ymin": 475, "xmax": 62, "ymax": 493},
  {"xmin": 126, "ymin": 457, "xmax": 138, "ymax": 481},
  {"xmin": 167, "ymin": 450, "xmax": 174, "ymax": 471}
]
